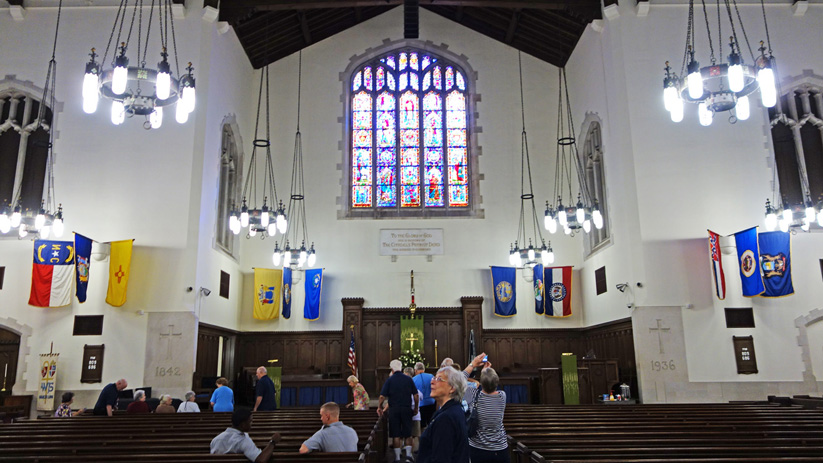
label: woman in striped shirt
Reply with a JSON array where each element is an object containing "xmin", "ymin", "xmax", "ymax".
[{"xmin": 464, "ymin": 354, "xmax": 509, "ymax": 463}]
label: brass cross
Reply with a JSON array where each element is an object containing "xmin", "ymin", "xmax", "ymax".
[{"xmin": 405, "ymin": 331, "xmax": 420, "ymax": 351}]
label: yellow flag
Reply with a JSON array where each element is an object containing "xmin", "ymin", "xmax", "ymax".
[
  {"xmin": 106, "ymin": 240, "xmax": 133, "ymax": 307},
  {"xmin": 253, "ymin": 268, "xmax": 282, "ymax": 320}
]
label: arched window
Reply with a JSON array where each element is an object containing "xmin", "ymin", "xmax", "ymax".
[
  {"xmin": 580, "ymin": 121, "xmax": 610, "ymax": 254},
  {"xmin": 216, "ymin": 123, "xmax": 240, "ymax": 255},
  {"xmin": 345, "ymin": 47, "xmax": 478, "ymax": 218}
]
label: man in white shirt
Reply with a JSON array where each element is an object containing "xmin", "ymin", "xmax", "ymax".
[{"xmin": 211, "ymin": 408, "xmax": 281, "ymax": 462}]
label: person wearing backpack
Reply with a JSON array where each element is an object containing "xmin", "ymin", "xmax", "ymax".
[{"xmin": 463, "ymin": 354, "xmax": 508, "ymax": 463}]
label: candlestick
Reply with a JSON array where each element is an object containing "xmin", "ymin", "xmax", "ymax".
[{"xmin": 389, "ymin": 340, "xmax": 392, "ymax": 350}]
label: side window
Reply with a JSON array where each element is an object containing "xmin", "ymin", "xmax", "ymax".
[
  {"xmin": 580, "ymin": 121, "xmax": 610, "ymax": 254},
  {"xmin": 216, "ymin": 124, "xmax": 240, "ymax": 255}
]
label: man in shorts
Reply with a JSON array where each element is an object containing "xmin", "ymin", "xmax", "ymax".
[{"xmin": 378, "ymin": 359, "xmax": 419, "ymax": 462}]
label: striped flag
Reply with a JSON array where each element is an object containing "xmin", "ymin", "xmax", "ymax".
[
  {"xmin": 544, "ymin": 266, "xmax": 573, "ymax": 317},
  {"xmin": 29, "ymin": 240, "xmax": 74, "ymax": 308},
  {"xmin": 708, "ymin": 230, "xmax": 726, "ymax": 300},
  {"xmin": 347, "ymin": 328, "xmax": 357, "ymax": 377}
]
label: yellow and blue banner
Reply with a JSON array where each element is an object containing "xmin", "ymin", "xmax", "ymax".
[
  {"xmin": 533, "ymin": 264, "xmax": 544, "ymax": 314},
  {"xmin": 758, "ymin": 231, "xmax": 794, "ymax": 298},
  {"xmin": 106, "ymin": 240, "xmax": 133, "ymax": 307},
  {"xmin": 282, "ymin": 267, "xmax": 292, "ymax": 319},
  {"xmin": 253, "ymin": 268, "xmax": 282, "ymax": 320},
  {"xmin": 490, "ymin": 266, "xmax": 516, "ymax": 317},
  {"xmin": 74, "ymin": 233, "xmax": 92, "ymax": 303},
  {"xmin": 304, "ymin": 268, "xmax": 323, "ymax": 321},
  {"xmin": 733, "ymin": 228, "xmax": 764, "ymax": 297}
]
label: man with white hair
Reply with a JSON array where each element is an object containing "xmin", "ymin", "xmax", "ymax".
[
  {"xmin": 440, "ymin": 357, "xmax": 454, "ymax": 368},
  {"xmin": 254, "ymin": 366, "xmax": 277, "ymax": 412},
  {"xmin": 378, "ymin": 359, "xmax": 419, "ymax": 462},
  {"xmin": 93, "ymin": 378, "xmax": 128, "ymax": 416}
]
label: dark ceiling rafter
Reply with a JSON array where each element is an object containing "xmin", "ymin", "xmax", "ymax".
[{"xmin": 222, "ymin": 1, "xmax": 602, "ymax": 69}]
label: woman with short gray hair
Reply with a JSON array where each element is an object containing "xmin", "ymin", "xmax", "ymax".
[
  {"xmin": 464, "ymin": 353, "xmax": 509, "ymax": 463},
  {"xmin": 155, "ymin": 394, "xmax": 175, "ymax": 413},
  {"xmin": 177, "ymin": 391, "xmax": 200, "ymax": 412},
  {"xmin": 416, "ymin": 367, "xmax": 469, "ymax": 463},
  {"xmin": 126, "ymin": 390, "xmax": 150, "ymax": 414}
]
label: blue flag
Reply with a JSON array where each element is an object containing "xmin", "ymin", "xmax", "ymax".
[
  {"xmin": 304, "ymin": 268, "xmax": 323, "ymax": 321},
  {"xmin": 533, "ymin": 264, "xmax": 544, "ymax": 314},
  {"xmin": 758, "ymin": 231, "xmax": 794, "ymax": 297},
  {"xmin": 74, "ymin": 233, "xmax": 92, "ymax": 303},
  {"xmin": 490, "ymin": 266, "xmax": 516, "ymax": 317},
  {"xmin": 282, "ymin": 267, "xmax": 292, "ymax": 319},
  {"xmin": 734, "ymin": 227, "xmax": 764, "ymax": 297}
]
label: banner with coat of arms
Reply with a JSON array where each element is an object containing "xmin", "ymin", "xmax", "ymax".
[
  {"xmin": 74, "ymin": 233, "xmax": 93, "ymax": 303},
  {"xmin": 490, "ymin": 266, "xmax": 516, "ymax": 317},
  {"xmin": 758, "ymin": 231, "xmax": 794, "ymax": 297},
  {"xmin": 544, "ymin": 266, "xmax": 573, "ymax": 317},
  {"xmin": 37, "ymin": 353, "xmax": 59, "ymax": 411},
  {"xmin": 253, "ymin": 268, "xmax": 282, "ymax": 320}
]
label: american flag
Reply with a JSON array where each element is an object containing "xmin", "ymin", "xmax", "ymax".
[{"xmin": 347, "ymin": 328, "xmax": 358, "ymax": 377}]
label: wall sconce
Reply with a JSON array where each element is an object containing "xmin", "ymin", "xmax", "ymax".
[
  {"xmin": 200, "ymin": 287, "xmax": 211, "ymax": 297},
  {"xmin": 616, "ymin": 283, "xmax": 629, "ymax": 293}
]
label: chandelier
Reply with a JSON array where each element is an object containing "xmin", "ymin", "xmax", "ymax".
[
  {"xmin": 662, "ymin": 0, "xmax": 777, "ymax": 125},
  {"xmin": 82, "ymin": 0, "xmax": 195, "ymax": 128},
  {"xmin": 543, "ymin": 68, "xmax": 603, "ymax": 237},
  {"xmin": 507, "ymin": 52, "xmax": 554, "ymax": 268},
  {"xmin": 0, "ymin": 0, "xmax": 66, "ymax": 239},
  {"xmin": 228, "ymin": 65, "xmax": 287, "ymax": 239},
  {"xmin": 273, "ymin": 51, "xmax": 317, "ymax": 269}
]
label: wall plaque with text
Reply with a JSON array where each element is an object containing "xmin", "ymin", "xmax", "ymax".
[{"xmin": 379, "ymin": 229, "xmax": 444, "ymax": 256}]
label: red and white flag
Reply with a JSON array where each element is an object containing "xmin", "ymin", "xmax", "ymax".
[
  {"xmin": 708, "ymin": 230, "xmax": 726, "ymax": 300},
  {"xmin": 29, "ymin": 240, "xmax": 74, "ymax": 308},
  {"xmin": 544, "ymin": 266, "xmax": 573, "ymax": 317},
  {"xmin": 347, "ymin": 328, "xmax": 357, "ymax": 377}
]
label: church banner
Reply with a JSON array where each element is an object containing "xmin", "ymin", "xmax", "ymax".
[
  {"xmin": 106, "ymin": 239, "xmax": 133, "ymax": 307},
  {"xmin": 533, "ymin": 264, "xmax": 545, "ymax": 314},
  {"xmin": 304, "ymin": 268, "xmax": 323, "ymax": 321},
  {"xmin": 74, "ymin": 233, "xmax": 92, "ymax": 303},
  {"xmin": 758, "ymin": 231, "xmax": 794, "ymax": 297},
  {"xmin": 37, "ymin": 353, "xmax": 59, "ymax": 411},
  {"xmin": 29, "ymin": 240, "xmax": 74, "ymax": 308},
  {"xmin": 544, "ymin": 266, "xmax": 573, "ymax": 317},
  {"xmin": 490, "ymin": 266, "xmax": 516, "ymax": 317},
  {"xmin": 400, "ymin": 316, "xmax": 424, "ymax": 355},
  {"xmin": 733, "ymin": 228, "xmax": 764, "ymax": 297},
  {"xmin": 253, "ymin": 268, "xmax": 282, "ymax": 320},
  {"xmin": 282, "ymin": 267, "xmax": 292, "ymax": 319}
]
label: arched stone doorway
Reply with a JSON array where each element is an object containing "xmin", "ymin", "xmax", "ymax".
[{"xmin": 0, "ymin": 327, "xmax": 21, "ymax": 396}]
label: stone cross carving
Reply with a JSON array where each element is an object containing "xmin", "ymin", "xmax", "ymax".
[
  {"xmin": 648, "ymin": 319, "xmax": 670, "ymax": 354},
  {"xmin": 159, "ymin": 324, "xmax": 183, "ymax": 359}
]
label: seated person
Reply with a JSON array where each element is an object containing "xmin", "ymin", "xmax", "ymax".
[
  {"xmin": 155, "ymin": 394, "xmax": 175, "ymax": 413},
  {"xmin": 54, "ymin": 392, "xmax": 85, "ymax": 417},
  {"xmin": 299, "ymin": 402, "xmax": 359, "ymax": 454},
  {"xmin": 126, "ymin": 390, "xmax": 150, "ymax": 414},
  {"xmin": 177, "ymin": 391, "xmax": 200, "ymax": 413},
  {"xmin": 211, "ymin": 408, "xmax": 281, "ymax": 462}
]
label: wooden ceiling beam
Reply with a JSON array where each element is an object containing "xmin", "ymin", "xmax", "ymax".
[
  {"xmin": 298, "ymin": 11, "xmax": 313, "ymax": 45},
  {"xmin": 505, "ymin": 9, "xmax": 521, "ymax": 44},
  {"xmin": 223, "ymin": 0, "xmax": 597, "ymax": 11}
]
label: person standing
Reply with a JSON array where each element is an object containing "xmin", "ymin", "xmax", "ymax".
[
  {"xmin": 378, "ymin": 359, "xmax": 419, "ymax": 462},
  {"xmin": 417, "ymin": 367, "xmax": 470, "ymax": 463},
  {"xmin": 298, "ymin": 402, "xmax": 359, "ymax": 453},
  {"xmin": 211, "ymin": 377, "xmax": 234, "ymax": 412},
  {"xmin": 254, "ymin": 366, "xmax": 277, "ymax": 412},
  {"xmin": 413, "ymin": 362, "xmax": 435, "ymax": 427},
  {"xmin": 463, "ymin": 354, "xmax": 509, "ymax": 463},
  {"xmin": 346, "ymin": 375, "xmax": 370, "ymax": 410},
  {"xmin": 93, "ymin": 378, "xmax": 127, "ymax": 416},
  {"xmin": 211, "ymin": 408, "xmax": 281, "ymax": 462}
]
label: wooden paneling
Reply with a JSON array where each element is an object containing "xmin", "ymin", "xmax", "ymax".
[{"xmin": 238, "ymin": 331, "xmax": 343, "ymax": 376}]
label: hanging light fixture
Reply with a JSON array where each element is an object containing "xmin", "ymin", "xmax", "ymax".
[
  {"xmin": 273, "ymin": 51, "xmax": 317, "ymax": 269},
  {"xmin": 661, "ymin": 0, "xmax": 778, "ymax": 125},
  {"xmin": 0, "ymin": 0, "xmax": 66, "ymax": 239},
  {"xmin": 507, "ymin": 52, "xmax": 554, "ymax": 268},
  {"xmin": 228, "ymin": 66, "xmax": 286, "ymax": 239},
  {"xmin": 544, "ymin": 68, "xmax": 603, "ymax": 238},
  {"xmin": 82, "ymin": 0, "xmax": 195, "ymax": 129}
]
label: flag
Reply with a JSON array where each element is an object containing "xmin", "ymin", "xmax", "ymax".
[
  {"xmin": 533, "ymin": 264, "xmax": 545, "ymax": 314},
  {"xmin": 29, "ymin": 240, "xmax": 74, "ymax": 308},
  {"xmin": 707, "ymin": 230, "xmax": 726, "ymax": 300},
  {"xmin": 74, "ymin": 233, "xmax": 92, "ymax": 303},
  {"xmin": 347, "ymin": 328, "xmax": 357, "ymax": 377},
  {"xmin": 282, "ymin": 267, "xmax": 292, "ymax": 319},
  {"xmin": 253, "ymin": 268, "xmax": 282, "ymax": 320},
  {"xmin": 758, "ymin": 231, "xmax": 794, "ymax": 297},
  {"xmin": 106, "ymin": 240, "xmax": 133, "ymax": 307},
  {"xmin": 468, "ymin": 329, "xmax": 476, "ymax": 364},
  {"xmin": 490, "ymin": 266, "xmax": 516, "ymax": 317},
  {"xmin": 304, "ymin": 268, "xmax": 323, "ymax": 321},
  {"xmin": 733, "ymin": 227, "xmax": 764, "ymax": 297},
  {"xmin": 544, "ymin": 266, "xmax": 573, "ymax": 317}
]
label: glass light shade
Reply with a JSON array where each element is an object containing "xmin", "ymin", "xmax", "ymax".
[
  {"xmin": 272, "ymin": 251, "xmax": 282, "ymax": 266},
  {"xmin": 299, "ymin": 249, "xmax": 308, "ymax": 262},
  {"xmin": 283, "ymin": 250, "xmax": 292, "ymax": 266},
  {"xmin": 736, "ymin": 96, "xmax": 750, "ymax": 121},
  {"xmin": 687, "ymin": 70, "xmax": 703, "ymax": 99},
  {"xmin": 10, "ymin": 210, "xmax": 21, "ymax": 228},
  {"xmin": 558, "ymin": 209, "xmax": 567, "ymax": 226},
  {"xmin": 698, "ymin": 102, "xmax": 712, "ymax": 126},
  {"xmin": 175, "ymin": 102, "xmax": 189, "ymax": 124},
  {"xmin": 514, "ymin": 253, "xmax": 522, "ymax": 267},
  {"xmin": 149, "ymin": 107, "xmax": 163, "ymax": 129},
  {"xmin": 564, "ymin": 226, "xmax": 572, "ymax": 235},
  {"xmin": 156, "ymin": 71, "xmax": 171, "ymax": 100},
  {"xmin": 82, "ymin": 73, "xmax": 99, "ymax": 114},
  {"xmin": 663, "ymin": 86, "xmax": 678, "ymax": 112},
  {"xmin": 260, "ymin": 210, "xmax": 269, "ymax": 227},
  {"xmin": 52, "ymin": 217, "xmax": 63, "ymax": 237},
  {"xmin": 229, "ymin": 215, "xmax": 238, "ymax": 229},
  {"xmin": 240, "ymin": 211, "xmax": 249, "ymax": 227},
  {"xmin": 583, "ymin": 219, "xmax": 591, "ymax": 233},
  {"xmin": 543, "ymin": 250, "xmax": 555, "ymax": 265},
  {"xmin": 267, "ymin": 223, "xmax": 277, "ymax": 236},
  {"xmin": 805, "ymin": 206, "xmax": 815, "ymax": 222},
  {"xmin": 779, "ymin": 218, "xmax": 789, "ymax": 232},
  {"xmin": 545, "ymin": 216, "xmax": 557, "ymax": 233},
  {"xmin": 765, "ymin": 212, "xmax": 778, "ymax": 231},
  {"xmin": 112, "ymin": 65, "xmax": 128, "ymax": 95},
  {"xmin": 35, "ymin": 213, "xmax": 45, "ymax": 230},
  {"xmin": 801, "ymin": 219, "xmax": 810, "ymax": 232},
  {"xmin": 593, "ymin": 209, "xmax": 604, "ymax": 229},
  {"xmin": 40, "ymin": 225, "xmax": 50, "ymax": 239},
  {"xmin": 541, "ymin": 251, "xmax": 550, "ymax": 266},
  {"xmin": 728, "ymin": 64, "xmax": 745, "ymax": 92},
  {"xmin": 576, "ymin": 207, "xmax": 585, "ymax": 223},
  {"xmin": 508, "ymin": 251, "xmax": 517, "ymax": 266},
  {"xmin": 308, "ymin": 252, "xmax": 316, "ymax": 267},
  {"xmin": 757, "ymin": 67, "xmax": 777, "ymax": 108},
  {"xmin": 248, "ymin": 227, "xmax": 257, "ymax": 237},
  {"xmin": 782, "ymin": 208, "xmax": 793, "ymax": 222},
  {"xmin": 276, "ymin": 215, "xmax": 287, "ymax": 234},
  {"xmin": 818, "ymin": 210, "xmax": 823, "ymax": 227},
  {"xmin": 527, "ymin": 248, "xmax": 535, "ymax": 261},
  {"xmin": 182, "ymin": 86, "xmax": 196, "ymax": 113},
  {"xmin": 231, "ymin": 222, "xmax": 240, "ymax": 235},
  {"xmin": 0, "ymin": 214, "xmax": 11, "ymax": 233},
  {"xmin": 111, "ymin": 101, "xmax": 125, "ymax": 125},
  {"xmin": 670, "ymin": 97, "xmax": 684, "ymax": 123},
  {"xmin": 18, "ymin": 224, "xmax": 27, "ymax": 238}
]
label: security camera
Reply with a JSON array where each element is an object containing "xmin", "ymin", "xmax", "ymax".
[
  {"xmin": 200, "ymin": 287, "xmax": 211, "ymax": 297},
  {"xmin": 627, "ymin": 303, "xmax": 634, "ymax": 309}
]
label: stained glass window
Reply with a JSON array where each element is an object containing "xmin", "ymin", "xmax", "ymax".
[{"xmin": 349, "ymin": 48, "xmax": 471, "ymax": 213}]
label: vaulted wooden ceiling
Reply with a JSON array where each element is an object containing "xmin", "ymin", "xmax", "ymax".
[{"xmin": 219, "ymin": 0, "xmax": 609, "ymax": 69}]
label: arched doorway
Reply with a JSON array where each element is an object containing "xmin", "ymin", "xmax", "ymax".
[{"xmin": 0, "ymin": 327, "xmax": 21, "ymax": 396}]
